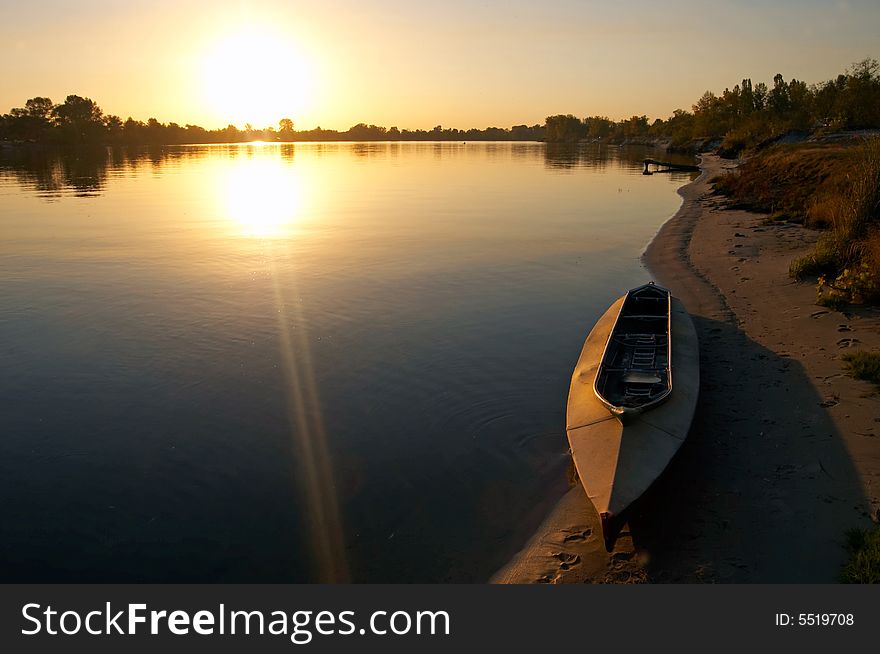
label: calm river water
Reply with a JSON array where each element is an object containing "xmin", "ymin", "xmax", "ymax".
[{"xmin": 0, "ymin": 142, "xmax": 691, "ymax": 581}]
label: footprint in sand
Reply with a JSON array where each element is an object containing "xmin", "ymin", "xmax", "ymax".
[
  {"xmin": 553, "ymin": 552, "xmax": 581, "ymax": 570},
  {"xmin": 561, "ymin": 528, "xmax": 592, "ymax": 543},
  {"xmin": 837, "ymin": 324, "xmax": 852, "ymax": 332},
  {"xmin": 810, "ymin": 310, "xmax": 829, "ymax": 319},
  {"xmin": 837, "ymin": 338, "xmax": 860, "ymax": 348}
]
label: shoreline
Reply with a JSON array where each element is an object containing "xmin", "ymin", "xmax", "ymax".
[{"xmin": 495, "ymin": 153, "xmax": 880, "ymax": 583}]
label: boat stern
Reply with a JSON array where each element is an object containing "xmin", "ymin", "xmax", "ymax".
[{"xmin": 599, "ymin": 511, "xmax": 616, "ymax": 552}]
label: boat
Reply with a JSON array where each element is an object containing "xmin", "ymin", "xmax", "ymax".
[{"xmin": 565, "ymin": 282, "xmax": 699, "ymax": 550}]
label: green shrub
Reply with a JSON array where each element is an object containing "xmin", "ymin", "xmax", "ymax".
[{"xmin": 814, "ymin": 262, "xmax": 879, "ymax": 308}]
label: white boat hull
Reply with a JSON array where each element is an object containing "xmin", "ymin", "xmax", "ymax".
[{"xmin": 565, "ymin": 294, "xmax": 699, "ymax": 549}]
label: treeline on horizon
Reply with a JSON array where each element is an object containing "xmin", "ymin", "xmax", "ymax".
[
  {"xmin": 1, "ymin": 58, "xmax": 877, "ymax": 151},
  {"xmin": 545, "ymin": 58, "xmax": 880, "ymax": 155},
  {"xmin": 0, "ymin": 98, "xmax": 544, "ymax": 145}
]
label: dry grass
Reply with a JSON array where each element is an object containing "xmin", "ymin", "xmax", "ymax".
[
  {"xmin": 789, "ymin": 235, "xmax": 842, "ymax": 280},
  {"xmin": 865, "ymin": 229, "xmax": 880, "ymax": 276},
  {"xmin": 842, "ymin": 350, "xmax": 880, "ymax": 386},
  {"xmin": 841, "ymin": 526, "xmax": 880, "ymax": 583},
  {"xmin": 805, "ymin": 195, "xmax": 838, "ymax": 229},
  {"xmin": 713, "ymin": 142, "xmax": 854, "ymax": 222}
]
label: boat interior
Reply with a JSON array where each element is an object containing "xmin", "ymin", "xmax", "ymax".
[{"xmin": 596, "ymin": 284, "xmax": 670, "ymax": 409}]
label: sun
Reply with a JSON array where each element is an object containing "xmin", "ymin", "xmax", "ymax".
[{"xmin": 201, "ymin": 27, "xmax": 314, "ymax": 128}]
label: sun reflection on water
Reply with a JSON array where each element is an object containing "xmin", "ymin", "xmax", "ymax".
[{"xmin": 222, "ymin": 155, "xmax": 303, "ymax": 237}]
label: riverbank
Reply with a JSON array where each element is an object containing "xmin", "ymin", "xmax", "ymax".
[{"xmin": 494, "ymin": 153, "xmax": 880, "ymax": 583}]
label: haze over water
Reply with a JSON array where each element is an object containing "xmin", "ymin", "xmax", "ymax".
[{"xmin": 0, "ymin": 142, "xmax": 691, "ymax": 581}]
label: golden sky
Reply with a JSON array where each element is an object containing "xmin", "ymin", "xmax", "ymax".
[{"xmin": 1, "ymin": 0, "xmax": 878, "ymax": 130}]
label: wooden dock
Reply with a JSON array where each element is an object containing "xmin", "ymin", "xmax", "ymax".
[{"xmin": 643, "ymin": 158, "xmax": 700, "ymax": 175}]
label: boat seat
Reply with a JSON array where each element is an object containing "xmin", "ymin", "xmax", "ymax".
[
  {"xmin": 620, "ymin": 333, "xmax": 666, "ymax": 346},
  {"xmin": 622, "ymin": 371, "xmax": 661, "ymax": 384},
  {"xmin": 624, "ymin": 385, "xmax": 653, "ymax": 397}
]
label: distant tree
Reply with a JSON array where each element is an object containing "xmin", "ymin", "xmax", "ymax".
[
  {"xmin": 787, "ymin": 78, "xmax": 812, "ymax": 129},
  {"xmin": 738, "ymin": 78, "xmax": 756, "ymax": 115},
  {"xmin": 221, "ymin": 124, "xmax": 242, "ymax": 141},
  {"xmin": 52, "ymin": 95, "xmax": 104, "ymax": 143},
  {"xmin": 4, "ymin": 96, "xmax": 55, "ymax": 140},
  {"xmin": 184, "ymin": 124, "xmax": 208, "ymax": 143},
  {"xmin": 767, "ymin": 74, "xmax": 791, "ymax": 118},
  {"xmin": 840, "ymin": 58, "xmax": 880, "ymax": 128},
  {"xmin": 122, "ymin": 117, "xmax": 144, "ymax": 143},
  {"xmin": 583, "ymin": 116, "xmax": 613, "ymax": 140},
  {"xmin": 346, "ymin": 123, "xmax": 387, "ymax": 140},
  {"xmin": 511, "ymin": 124, "xmax": 542, "ymax": 140},
  {"xmin": 278, "ymin": 117, "xmax": 295, "ymax": 141},
  {"xmin": 104, "ymin": 115, "xmax": 124, "ymax": 142},
  {"xmin": 621, "ymin": 115, "xmax": 650, "ymax": 138},
  {"xmin": 25, "ymin": 97, "xmax": 54, "ymax": 121},
  {"xmin": 545, "ymin": 114, "xmax": 584, "ymax": 142}
]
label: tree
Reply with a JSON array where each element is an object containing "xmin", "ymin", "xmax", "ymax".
[
  {"xmin": 767, "ymin": 74, "xmax": 790, "ymax": 117},
  {"xmin": 584, "ymin": 116, "xmax": 613, "ymax": 139},
  {"xmin": 104, "ymin": 115, "xmax": 123, "ymax": 142},
  {"xmin": 545, "ymin": 114, "xmax": 584, "ymax": 142},
  {"xmin": 52, "ymin": 95, "xmax": 104, "ymax": 142},
  {"xmin": 25, "ymin": 97, "xmax": 54, "ymax": 120},
  {"xmin": 622, "ymin": 115, "xmax": 649, "ymax": 138},
  {"xmin": 841, "ymin": 58, "xmax": 880, "ymax": 128},
  {"xmin": 278, "ymin": 117, "xmax": 295, "ymax": 141},
  {"xmin": 3, "ymin": 96, "xmax": 55, "ymax": 140}
]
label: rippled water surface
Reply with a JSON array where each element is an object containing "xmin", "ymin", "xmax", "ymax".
[{"xmin": 0, "ymin": 142, "xmax": 691, "ymax": 581}]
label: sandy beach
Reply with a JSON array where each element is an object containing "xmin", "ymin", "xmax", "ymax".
[{"xmin": 494, "ymin": 153, "xmax": 880, "ymax": 583}]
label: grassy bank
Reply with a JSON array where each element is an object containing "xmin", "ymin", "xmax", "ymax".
[{"xmin": 713, "ymin": 136, "xmax": 880, "ymax": 306}]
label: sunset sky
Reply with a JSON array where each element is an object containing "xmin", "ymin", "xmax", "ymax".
[{"xmin": 2, "ymin": 0, "xmax": 878, "ymax": 130}]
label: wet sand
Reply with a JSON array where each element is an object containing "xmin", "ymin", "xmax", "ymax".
[{"xmin": 494, "ymin": 153, "xmax": 880, "ymax": 583}]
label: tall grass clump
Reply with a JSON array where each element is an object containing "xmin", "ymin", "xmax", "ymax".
[
  {"xmin": 841, "ymin": 526, "xmax": 880, "ymax": 583},
  {"xmin": 826, "ymin": 137, "xmax": 880, "ymax": 258},
  {"xmin": 788, "ymin": 235, "xmax": 842, "ymax": 280},
  {"xmin": 841, "ymin": 350, "xmax": 880, "ymax": 386}
]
